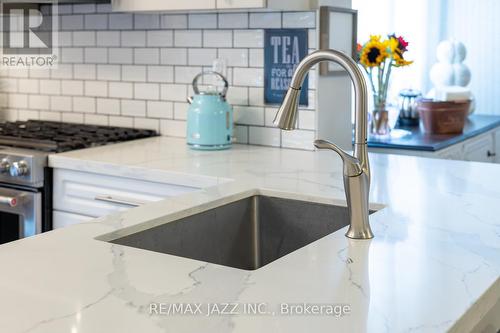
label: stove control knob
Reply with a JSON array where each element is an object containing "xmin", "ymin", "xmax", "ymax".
[
  {"xmin": 10, "ymin": 161, "xmax": 29, "ymax": 177},
  {"xmin": 0, "ymin": 159, "xmax": 10, "ymax": 173}
]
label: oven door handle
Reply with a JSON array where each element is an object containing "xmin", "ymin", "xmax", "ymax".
[
  {"xmin": 0, "ymin": 195, "xmax": 20, "ymax": 207},
  {"xmin": 94, "ymin": 195, "xmax": 147, "ymax": 207}
]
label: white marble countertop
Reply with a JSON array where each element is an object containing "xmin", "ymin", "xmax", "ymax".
[{"xmin": 0, "ymin": 137, "xmax": 499, "ymax": 332}]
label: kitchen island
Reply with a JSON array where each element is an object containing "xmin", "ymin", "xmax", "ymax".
[{"xmin": 0, "ymin": 137, "xmax": 498, "ymax": 332}]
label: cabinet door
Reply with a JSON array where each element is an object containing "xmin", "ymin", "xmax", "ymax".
[
  {"xmin": 217, "ymin": 0, "xmax": 265, "ymax": 9},
  {"xmin": 436, "ymin": 144, "xmax": 464, "ymax": 160},
  {"xmin": 53, "ymin": 210, "xmax": 94, "ymax": 229},
  {"xmin": 112, "ymin": 0, "xmax": 216, "ymax": 11},
  {"xmin": 463, "ymin": 134, "xmax": 495, "ymax": 163},
  {"xmin": 53, "ymin": 169, "xmax": 199, "ymax": 218},
  {"xmin": 494, "ymin": 129, "xmax": 500, "ymax": 163}
]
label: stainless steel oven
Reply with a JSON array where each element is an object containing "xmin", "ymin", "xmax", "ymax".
[
  {"xmin": 0, "ymin": 148, "xmax": 50, "ymax": 244},
  {"xmin": 0, "ymin": 187, "xmax": 42, "ymax": 244}
]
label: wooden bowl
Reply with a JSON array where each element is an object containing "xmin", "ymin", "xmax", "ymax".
[{"xmin": 417, "ymin": 99, "xmax": 471, "ymax": 134}]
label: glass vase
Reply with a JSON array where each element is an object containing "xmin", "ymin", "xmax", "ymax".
[{"xmin": 370, "ymin": 102, "xmax": 390, "ymax": 136}]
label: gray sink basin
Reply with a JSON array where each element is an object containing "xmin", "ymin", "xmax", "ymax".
[{"xmin": 110, "ymin": 195, "xmax": 372, "ymax": 270}]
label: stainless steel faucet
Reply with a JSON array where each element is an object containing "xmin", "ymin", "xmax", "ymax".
[{"xmin": 274, "ymin": 49, "xmax": 373, "ymax": 239}]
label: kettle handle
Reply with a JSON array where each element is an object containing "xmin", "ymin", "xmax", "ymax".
[{"xmin": 192, "ymin": 71, "xmax": 229, "ymax": 99}]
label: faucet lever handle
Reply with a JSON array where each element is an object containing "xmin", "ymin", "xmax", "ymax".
[{"xmin": 314, "ymin": 139, "xmax": 362, "ymax": 177}]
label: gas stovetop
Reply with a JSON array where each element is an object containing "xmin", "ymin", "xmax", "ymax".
[{"xmin": 0, "ymin": 120, "xmax": 158, "ymax": 153}]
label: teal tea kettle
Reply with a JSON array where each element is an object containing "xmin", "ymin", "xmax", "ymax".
[{"xmin": 186, "ymin": 71, "xmax": 233, "ymax": 150}]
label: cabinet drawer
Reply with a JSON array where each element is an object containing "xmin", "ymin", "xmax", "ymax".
[
  {"xmin": 463, "ymin": 134, "xmax": 494, "ymax": 163},
  {"xmin": 53, "ymin": 169, "xmax": 198, "ymax": 218},
  {"xmin": 53, "ymin": 210, "xmax": 94, "ymax": 229}
]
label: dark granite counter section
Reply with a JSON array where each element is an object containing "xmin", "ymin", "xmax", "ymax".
[{"xmin": 367, "ymin": 114, "xmax": 500, "ymax": 151}]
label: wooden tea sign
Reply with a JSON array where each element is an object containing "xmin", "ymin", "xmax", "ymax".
[{"xmin": 264, "ymin": 29, "xmax": 308, "ymax": 106}]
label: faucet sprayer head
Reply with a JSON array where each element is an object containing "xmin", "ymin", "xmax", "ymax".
[{"xmin": 273, "ymin": 87, "xmax": 301, "ymax": 130}]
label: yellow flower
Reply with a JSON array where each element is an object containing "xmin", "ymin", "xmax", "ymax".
[
  {"xmin": 394, "ymin": 57, "xmax": 414, "ymax": 67},
  {"xmin": 360, "ymin": 37, "xmax": 388, "ymax": 67},
  {"xmin": 385, "ymin": 37, "xmax": 399, "ymax": 53}
]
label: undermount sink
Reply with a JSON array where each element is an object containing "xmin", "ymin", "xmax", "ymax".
[{"xmin": 109, "ymin": 195, "xmax": 374, "ymax": 270}]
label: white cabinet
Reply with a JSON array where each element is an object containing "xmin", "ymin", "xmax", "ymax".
[
  {"xmin": 53, "ymin": 169, "xmax": 199, "ymax": 228},
  {"xmin": 53, "ymin": 210, "xmax": 94, "ymax": 229},
  {"xmin": 463, "ymin": 134, "xmax": 494, "ymax": 163}
]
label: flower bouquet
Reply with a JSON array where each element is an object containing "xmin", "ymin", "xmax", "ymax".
[{"xmin": 357, "ymin": 34, "xmax": 413, "ymax": 135}]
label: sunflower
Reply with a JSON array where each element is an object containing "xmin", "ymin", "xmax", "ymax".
[{"xmin": 359, "ymin": 35, "xmax": 388, "ymax": 67}]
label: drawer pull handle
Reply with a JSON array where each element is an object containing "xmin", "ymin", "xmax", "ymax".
[
  {"xmin": 487, "ymin": 151, "xmax": 496, "ymax": 157},
  {"xmin": 94, "ymin": 195, "xmax": 147, "ymax": 207}
]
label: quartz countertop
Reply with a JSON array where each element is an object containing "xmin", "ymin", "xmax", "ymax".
[
  {"xmin": 368, "ymin": 114, "xmax": 500, "ymax": 151},
  {"xmin": 0, "ymin": 137, "xmax": 499, "ymax": 332}
]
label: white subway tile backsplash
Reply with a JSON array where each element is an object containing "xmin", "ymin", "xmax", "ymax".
[
  {"xmin": 188, "ymin": 48, "xmax": 216, "ymax": 66},
  {"xmin": 109, "ymin": 116, "xmax": 133, "ymax": 127},
  {"xmin": 218, "ymin": 48, "xmax": 248, "ymax": 67},
  {"xmin": 189, "ymin": 14, "xmax": 217, "ymax": 29},
  {"xmin": 72, "ymin": 31, "xmax": 96, "ymax": 46},
  {"xmin": 84, "ymin": 14, "xmax": 108, "ymax": 30},
  {"xmin": 121, "ymin": 31, "xmax": 147, "ymax": 47},
  {"xmin": 85, "ymin": 80, "xmax": 107, "ymax": 97},
  {"xmin": 233, "ymin": 125, "xmax": 248, "ymax": 143},
  {"xmin": 147, "ymin": 30, "xmax": 173, "ymax": 47},
  {"xmin": 39, "ymin": 111, "xmax": 61, "ymax": 121},
  {"xmin": 134, "ymin": 117, "xmax": 159, "ymax": 131},
  {"xmin": 160, "ymin": 48, "xmax": 187, "ymax": 65},
  {"xmin": 282, "ymin": 12, "xmax": 315, "ymax": 28},
  {"xmin": 109, "ymin": 13, "xmax": 133, "ymax": 30},
  {"xmin": 233, "ymin": 30, "xmax": 263, "ymax": 48},
  {"xmin": 121, "ymin": 99, "xmax": 146, "ymax": 117},
  {"xmin": 61, "ymin": 80, "xmax": 84, "ymax": 96},
  {"xmin": 233, "ymin": 67, "xmax": 263, "ymax": 87},
  {"xmin": 147, "ymin": 66, "xmax": 173, "ymax": 83},
  {"xmin": 29, "ymin": 95, "xmax": 49, "ymax": 110},
  {"xmin": 5, "ymin": 10, "xmax": 316, "ymax": 150},
  {"xmin": 218, "ymin": 13, "xmax": 248, "ymax": 29},
  {"xmin": 61, "ymin": 15, "xmax": 84, "ymax": 30},
  {"xmin": 147, "ymin": 101, "xmax": 173, "ymax": 119},
  {"xmin": 109, "ymin": 48, "xmax": 133, "ymax": 64},
  {"xmin": 61, "ymin": 48, "xmax": 84, "ymax": 63},
  {"xmin": 50, "ymin": 96, "xmax": 72, "ymax": 111},
  {"xmin": 97, "ymin": 98, "xmax": 120, "ymax": 115},
  {"xmin": 249, "ymin": 48, "xmax": 264, "ymax": 67},
  {"xmin": 249, "ymin": 126, "xmax": 281, "ymax": 146},
  {"xmin": 233, "ymin": 106, "xmax": 264, "ymax": 126},
  {"xmin": 109, "ymin": 82, "xmax": 133, "ymax": 99},
  {"xmin": 73, "ymin": 4, "xmax": 96, "ymax": 14},
  {"xmin": 161, "ymin": 84, "xmax": 186, "ymax": 102},
  {"xmin": 96, "ymin": 31, "xmax": 120, "ymax": 46},
  {"xmin": 161, "ymin": 14, "xmax": 188, "ymax": 29},
  {"xmin": 85, "ymin": 114, "xmax": 108, "ymax": 126},
  {"xmin": 173, "ymin": 102, "xmax": 188, "ymax": 120},
  {"xmin": 97, "ymin": 65, "xmax": 120, "ymax": 81},
  {"xmin": 160, "ymin": 119, "xmax": 186, "ymax": 137},
  {"xmin": 203, "ymin": 30, "xmax": 232, "ymax": 47},
  {"xmin": 18, "ymin": 79, "xmax": 39, "ymax": 93},
  {"xmin": 174, "ymin": 30, "xmax": 202, "ymax": 47},
  {"xmin": 134, "ymin": 14, "xmax": 160, "ymax": 30},
  {"xmin": 40, "ymin": 80, "xmax": 61, "ymax": 95},
  {"xmin": 249, "ymin": 12, "xmax": 281, "ymax": 28},
  {"xmin": 175, "ymin": 66, "xmax": 202, "ymax": 84},
  {"xmin": 281, "ymin": 129, "xmax": 315, "ymax": 150},
  {"xmin": 122, "ymin": 65, "xmax": 147, "ymax": 82},
  {"xmin": 73, "ymin": 96, "xmax": 96, "ymax": 113},
  {"xmin": 84, "ymin": 48, "xmax": 108, "ymax": 64},
  {"xmin": 57, "ymin": 4, "xmax": 72, "ymax": 15},
  {"xmin": 62, "ymin": 112, "xmax": 84, "ymax": 123},
  {"xmin": 134, "ymin": 83, "xmax": 160, "ymax": 100},
  {"xmin": 74, "ymin": 64, "xmax": 96, "ymax": 80},
  {"xmin": 134, "ymin": 48, "xmax": 160, "ymax": 65}
]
